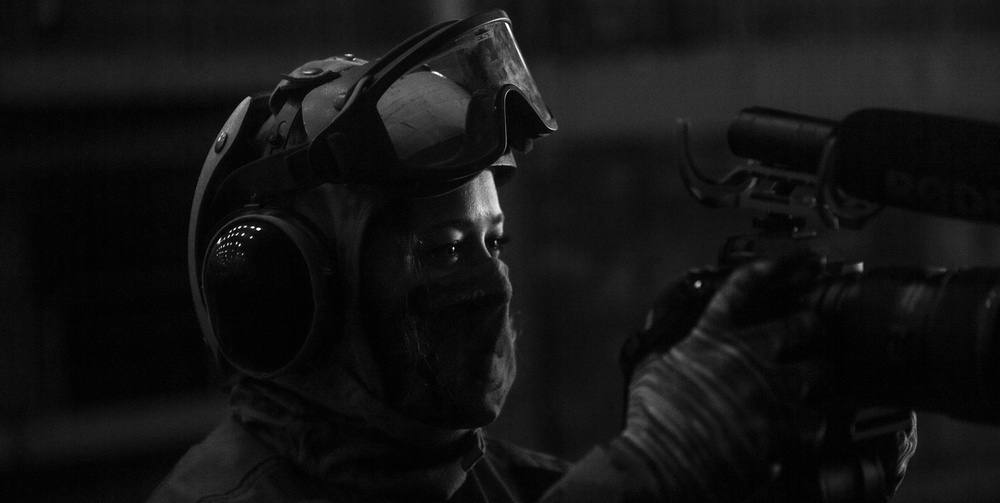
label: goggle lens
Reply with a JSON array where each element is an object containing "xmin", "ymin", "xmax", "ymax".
[{"xmin": 374, "ymin": 19, "xmax": 555, "ymax": 169}]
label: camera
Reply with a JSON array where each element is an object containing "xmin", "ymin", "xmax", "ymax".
[{"xmin": 674, "ymin": 107, "xmax": 1000, "ymax": 501}]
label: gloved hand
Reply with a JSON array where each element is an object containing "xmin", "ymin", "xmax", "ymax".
[
  {"xmin": 884, "ymin": 410, "xmax": 918, "ymax": 498},
  {"xmin": 613, "ymin": 256, "xmax": 827, "ymax": 502},
  {"xmin": 539, "ymin": 256, "xmax": 916, "ymax": 503}
]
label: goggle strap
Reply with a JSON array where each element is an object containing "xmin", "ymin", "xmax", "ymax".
[
  {"xmin": 262, "ymin": 97, "xmax": 304, "ymax": 158},
  {"xmin": 364, "ymin": 18, "xmax": 459, "ymax": 84},
  {"xmin": 370, "ymin": 11, "xmax": 510, "ymax": 97},
  {"xmin": 307, "ymin": 74, "xmax": 402, "ymax": 185},
  {"xmin": 312, "ymin": 131, "xmax": 357, "ymax": 184},
  {"xmin": 211, "ymin": 145, "xmax": 313, "ymax": 207},
  {"xmin": 269, "ymin": 67, "xmax": 342, "ymax": 117}
]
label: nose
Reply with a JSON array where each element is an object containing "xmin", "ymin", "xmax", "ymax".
[{"xmin": 471, "ymin": 236, "xmax": 493, "ymax": 263}]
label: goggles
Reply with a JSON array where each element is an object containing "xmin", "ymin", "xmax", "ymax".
[{"xmin": 220, "ymin": 9, "xmax": 556, "ymax": 200}]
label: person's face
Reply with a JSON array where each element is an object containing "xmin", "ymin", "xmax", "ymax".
[{"xmin": 361, "ymin": 169, "xmax": 516, "ymax": 428}]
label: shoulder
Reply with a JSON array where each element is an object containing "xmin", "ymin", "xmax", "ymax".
[
  {"xmin": 474, "ymin": 436, "xmax": 572, "ymax": 501},
  {"xmin": 147, "ymin": 417, "xmax": 337, "ymax": 503}
]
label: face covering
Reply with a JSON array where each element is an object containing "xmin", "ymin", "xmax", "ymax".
[{"xmin": 369, "ymin": 258, "xmax": 517, "ymax": 429}]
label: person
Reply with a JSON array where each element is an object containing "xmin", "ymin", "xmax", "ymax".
[{"xmin": 148, "ymin": 9, "xmax": 915, "ymax": 503}]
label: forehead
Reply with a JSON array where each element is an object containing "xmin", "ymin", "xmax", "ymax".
[{"xmin": 408, "ymin": 170, "xmax": 502, "ymax": 229}]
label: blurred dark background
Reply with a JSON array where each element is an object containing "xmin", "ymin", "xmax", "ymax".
[{"xmin": 3, "ymin": 0, "xmax": 1000, "ymax": 501}]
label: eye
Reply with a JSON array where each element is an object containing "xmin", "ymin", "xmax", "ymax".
[
  {"xmin": 441, "ymin": 243, "xmax": 460, "ymax": 257},
  {"xmin": 429, "ymin": 242, "xmax": 460, "ymax": 260},
  {"xmin": 488, "ymin": 234, "xmax": 512, "ymax": 256},
  {"xmin": 421, "ymin": 241, "xmax": 461, "ymax": 265}
]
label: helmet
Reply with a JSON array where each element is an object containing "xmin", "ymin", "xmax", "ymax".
[{"xmin": 188, "ymin": 9, "xmax": 556, "ymax": 379}]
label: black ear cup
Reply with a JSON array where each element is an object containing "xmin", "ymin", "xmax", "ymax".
[{"xmin": 200, "ymin": 211, "xmax": 337, "ymax": 377}]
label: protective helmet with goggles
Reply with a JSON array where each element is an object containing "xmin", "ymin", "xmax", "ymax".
[
  {"xmin": 208, "ymin": 9, "xmax": 556, "ymax": 205},
  {"xmin": 189, "ymin": 9, "xmax": 556, "ymax": 378}
]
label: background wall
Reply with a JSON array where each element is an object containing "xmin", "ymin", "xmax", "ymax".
[{"xmin": 2, "ymin": 0, "xmax": 1000, "ymax": 501}]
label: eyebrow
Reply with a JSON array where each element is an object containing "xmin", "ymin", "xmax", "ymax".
[{"xmin": 420, "ymin": 212, "xmax": 505, "ymax": 233}]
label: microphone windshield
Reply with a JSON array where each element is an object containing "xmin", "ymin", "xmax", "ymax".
[{"xmin": 834, "ymin": 109, "xmax": 1000, "ymax": 224}]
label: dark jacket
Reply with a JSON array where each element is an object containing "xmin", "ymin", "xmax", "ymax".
[{"xmin": 148, "ymin": 417, "xmax": 571, "ymax": 503}]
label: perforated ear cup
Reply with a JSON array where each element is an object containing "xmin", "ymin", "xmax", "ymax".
[{"xmin": 200, "ymin": 211, "xmax": 338, "ymax": 377}]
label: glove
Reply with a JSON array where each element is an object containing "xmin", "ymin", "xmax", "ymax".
[
  {"xmin": 617, "ymin": 256, "xmax": 918, "ymax": 502},
  {"xmin": 618, "ymin": 265, "xmax": 719, "ymax": 382},
  {"xmin": 538, "ymin": 256, "xmax": 917, "ymax": 503},
  {"xmin": 613, "ymin": 256, "xmax": 827, "ymax": 502},
  {"xmin": 884, "ymin": 410, "xmax": 918, "ymax": 498}
]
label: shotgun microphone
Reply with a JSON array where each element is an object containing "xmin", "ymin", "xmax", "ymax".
[{"xmin": 834, "ymin": 108, "xmax": 1000, "ymax": 224}]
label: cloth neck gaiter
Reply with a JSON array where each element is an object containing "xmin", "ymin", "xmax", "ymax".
[
  {"xmin": 231, "ymin": 376, "xmax": 485, "ymax": 501},
  {"xmin": 372, "ymin": 258, "xmax": 517, "ymax": 429},
  {"xmin": 228, "ymin": 259, "xmax": 515, "ymax": 501}
]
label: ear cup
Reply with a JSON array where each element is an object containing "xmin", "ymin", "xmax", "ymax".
[{"xmin": 200, "ymin": 211, "xmax": 337, "ymax": 377}]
